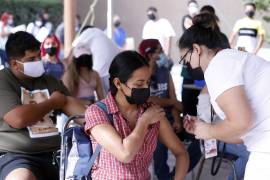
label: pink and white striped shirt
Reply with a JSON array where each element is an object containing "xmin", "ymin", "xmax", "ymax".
[{"xmin": 85, "ymin": 92, "xmax": 160, "ymax": 180}]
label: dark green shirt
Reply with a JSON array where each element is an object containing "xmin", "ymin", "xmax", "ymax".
[{"xmin": 0, "ymin": 68, "xmax": 69, "ymax": 154}]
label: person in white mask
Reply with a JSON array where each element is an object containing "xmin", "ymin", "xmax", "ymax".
[
  {"xmin": 0, "ymin": 31, "xmax": 85, "ymax": 180},
  {"xmin": 181, "ymin": 0, "xmax": 199, "ymax": 32}
]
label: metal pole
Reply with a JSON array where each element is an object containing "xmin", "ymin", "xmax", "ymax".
[
  {"xmin": 64, "ymin": 0, "xmax": 76, "ymax": 57},
  {"xmin": 107, "ymin": 0, "xmax": 112, "ymax": 39}
]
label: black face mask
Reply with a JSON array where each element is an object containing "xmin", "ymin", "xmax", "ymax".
[
  {"xmin": 45, "ymin": 47, "xmax": 57, "ymax": 56},
  {"xmin": 186, "ymin": 62, "xmax": 204, "ymax": 80},
  {"xmin": 245, "ymin": 11, "xmax": 255, "ymax": 18},
  {"xmin": 123, "ymin": 85, "xmax": 150, "ymax": 105},
  {"xmin": 114, "ymin": 20, "xmax": 121, "ymax": 28},
  {"xmin": 147, "ymin": 12, "xmax": 156, "ymax": 20}
]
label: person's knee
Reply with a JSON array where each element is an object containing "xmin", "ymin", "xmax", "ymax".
[{"xmin": 5, "ymin": 168, "xmax": 37, "ymax": 180}]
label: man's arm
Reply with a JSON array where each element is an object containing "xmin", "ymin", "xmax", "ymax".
[
  {"xmin": 163, "ymin": 36, "xmax": 172, "ymax": 58},
  {"xmin": 61, "ymin": 96, "xmax": 86, "ymax": 125},
  {"xmin": 229, "ymin": 31, "xmax": 237, "ymax": 48},
  {"xmin": 4, "ymin": 91, "xmax": 66, "ymax": 129},
  {"xmin": 254, "ymin": 34, "xmax": 264, "ymax": 54}
]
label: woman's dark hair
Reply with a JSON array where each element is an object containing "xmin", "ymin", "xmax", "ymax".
[
  {"xmin": 147, "ymin": 6, "xmax": 157, "ymax": 13},
  {"xmin": 63, "ymin": 54, "xmax": 93, "ymax": 95},
  {"xmin": 178, "ymin": 13, "xmax": 224, "ymax": 51},
  {"xmin": 200, "ymin": 5, "xmax": 215, "ymax": 14},
  {"xmin": 188, "ymin": 0, "xmax": 197, "ymax": 5},
  {"xmin": 245, "ymin": 2, "xmax": 256, "ymax": 10},
  {"xmin": 109, "ymin": 51, "xmax": 149, "ymax": 96},
  {"xmin": 200, "ymin": 5, "xmax": 220, "ymax": 22},
  {"xmin": 74, "ymin": 54, "xmax": 93, "ymax": 70}
]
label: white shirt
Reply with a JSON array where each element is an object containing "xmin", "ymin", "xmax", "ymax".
[
  {"xmin": 142, "ymin": 18, "xmax": 175, "ymax": 50},
  {"xmin": 72, "ymin": 28, "xmax": 120, "ymax": 77},
  {"xmin": 205, "ymin": 49, "xmax": 270, "ymax": 153},
  {"xmin": 26, "ymin": 22, "xmax": 51, "ymax": 42}
]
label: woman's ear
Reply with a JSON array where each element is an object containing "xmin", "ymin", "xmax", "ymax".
[
  {"xmin": 192, "ymin": 43, "xmax": 201, "ymax": 55},
  {"xmin": 113, "ymin": 78, "xmax": 122, "ymax": 90}
]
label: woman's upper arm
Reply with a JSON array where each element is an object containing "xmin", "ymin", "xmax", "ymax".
[
  {"xmin": 85, "ymin": 104, "xmax": 125, "ymax": 160},
  {"xmin": 216, "ymin": 85, "xmax": 252, "ymax": 131},
  {"xmin": 90, "ymin": 123, "xmax": 126, "ymax": 158},
  {"xmin": 158, "ymin": 118, "xmax": 186, "ymax": 155}
]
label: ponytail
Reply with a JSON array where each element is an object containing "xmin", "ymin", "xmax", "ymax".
[{"xmin": 178, "ymin": 13, "xmax": 225, "ymax": 50}]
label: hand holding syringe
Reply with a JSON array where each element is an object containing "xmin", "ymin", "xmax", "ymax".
[{"xmin": 183, "ymin": 114, "xmax": 217, "ymax": 158}]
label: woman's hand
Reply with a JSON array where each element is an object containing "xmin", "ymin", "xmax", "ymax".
[
  {"xmin": 183, "ymin": 115, "xmax": 212, "ymax": 140},
  {"xmin": 183, "ymin": 115, "xmax": 197, "ymax": 134},
  {"xmin": 193, "ymin": 121, "xmax": 212, "ymax": 140},
  {"xmin": 140, "ymin": 105, "xmax": 165, "ymax": 125}
]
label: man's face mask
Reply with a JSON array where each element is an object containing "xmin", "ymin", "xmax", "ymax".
[
  {"xmin": 122, "ymin": 84, "xmax": 150, "ymax": 105},
  {"xmin": 113, "ymin": 20, "xmax": 121, "ymax": 28},
  {"xmin": 188, "ymin": 3, "xmax": 199, "ymax": 17},
  {"xmin": 16, "ymin": 60, "xmax": 45, "ymax": 78},
  {"xmin": 147, "ymin": 11, "xmax": 157, "ymax": 21},
  {"xmin": 45, "ymin": 47, "xmax": 57, "ymax": 56},
  {"xmin": 35, "ymin": 20, "xmax": 42, "ymax": 27},
  {"xmin": 245, "ymin": 10, "xmax": 255, "ymax": 18},
  {"xmin": 7, "ymin": 18, "xmax": 14, "ymax": 26}
]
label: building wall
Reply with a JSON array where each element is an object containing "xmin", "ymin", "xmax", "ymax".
[{"xmin": 77, "ymin": 0, "xmax": 269, "ymax": 60}]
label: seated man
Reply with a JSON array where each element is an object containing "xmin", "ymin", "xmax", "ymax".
[{"xmin": 0, "ymin": 31, "xmax": 85, "ymax": 180}]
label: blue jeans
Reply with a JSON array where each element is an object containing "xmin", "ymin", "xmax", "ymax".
[{"xmin": 219, "ymin": 142, "xmax": 250, "ymax": 180}]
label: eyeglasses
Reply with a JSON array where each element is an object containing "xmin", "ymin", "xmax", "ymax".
[{"xmin": 178, "ymin": 49, "xmax": 192, "ymax": 65}]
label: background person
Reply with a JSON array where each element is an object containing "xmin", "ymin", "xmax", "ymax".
[
  {"xmin": 181, "ymin": 0, "xmax": 199, "ymax": 31},
  {"xmin": 142, "ymin": 6, "xmax": 175, "ymax": 58},
  {"xmin": 112, "ymin": 15, "xmax": 127, "ymax": 49},
  {"xmin": 229, "ymin": 2, "xmax": 265, "ymax": 54},
  {"xmin": 0, "ymin": 31, "xmax": 85, "ymax": 180},
  {"xmin": 72, "ymin": 26, "xmax": 120, "ymax": 94},
  {"xmin": 139, "ymin": 39, "xmax": 182, "ymax": 179},
  {"xmin": 0, "ymin": 12, "xmax": 14, "ymax": 50},
  {"xmin": 41, "ymin": 34, "xmax": 64, "ymax": 80},
  {"xmin": 26, "ymin": 12, "xmax": 52, "ymax": 42},
  {"xmin": 62, "ymin": 46, "xmax": 105, "ymax": 106}
]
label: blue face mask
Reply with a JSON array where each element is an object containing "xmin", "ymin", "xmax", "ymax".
[{"xmin": 156, "ymin": 53, "xmax": 167, "ymax": 68}]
